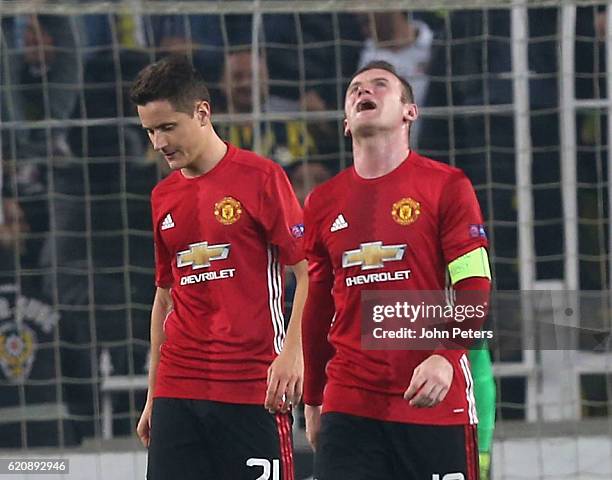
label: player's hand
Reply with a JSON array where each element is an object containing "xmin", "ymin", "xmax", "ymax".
[
  {"xmin": 136, "ymin": 401, "xmax": 153, "ymax": 448},
  {"xmin": 403, "ymin": 354, "xmax": 453, "ymax": 407},
  {"xmin": 265, "ymin": 347, "xmax": 303, "ymax": 413},
  {"xmin": 304, "ymin": 404, "xmax": 322, "ymax": 451}
]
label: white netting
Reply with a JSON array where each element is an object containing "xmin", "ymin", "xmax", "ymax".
[{"xmin": 0, "ymin": 1, "xmax": 611, "ymax": 479}]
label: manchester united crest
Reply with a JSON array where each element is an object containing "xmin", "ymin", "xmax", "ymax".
[
  {"xmin": 391, "ymin": 197, "xmax": 421, "ymax": 226},
  {"xmin": 214, "ymin": 197, "xmax": 242, "ymax": 225}
]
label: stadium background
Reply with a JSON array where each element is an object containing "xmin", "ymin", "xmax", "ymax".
[{"xmin": 0, "ymin": 0, "xmax": 611, "ymax": 478}]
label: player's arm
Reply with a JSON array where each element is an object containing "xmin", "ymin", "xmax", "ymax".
[
  {"xmin": 137, "ymin": 197, "xmax": 173, "ymax": 447},
  {"xmin": 405, "ymin": 255, "xmax": 491, "ymax": 407},
  {"xmin": 258, "ymin": 164, "xmax": 308, "ymax": 413},
  {"xmin": 265, "ymin": 259, "xmax": 307, "ymax": 412},
  {"xmin": 302, "ymin": 259, "xmax": 335, "ymax": 451},
  {"xmin": 301, "ymin": 194, "xmax": 335, "ymax": 450},
  {"xmin": 405, "ymin": 172, "xmax": 491, "ymax": 408},
  {"xmin": 136, "ymin": 286, "xmax": 171, "ymax": 447}
]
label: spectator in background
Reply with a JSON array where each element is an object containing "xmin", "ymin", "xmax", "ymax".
[
  {"xmin": 222, "ymin": 49, "xmax": 270, "ymax": 116},
  {"xmin": 263, "ymin": 13, "xmax": 363, "ymax": 112},
  {"xmin": 30, "ymin": 13, "xmax": 154, "ymax": 437},
  {"xmin": 287, "ymin": 160, "xmax": 336, "ymax": 207},
  {"xmin": 358, "ymin": 11, "xmax": 434, "ymax": 109},
  {"xmin": 8, "ymin": 14, "xmax": 80, "ymax": 189},
  {"xmin": 6, "ymin": 14, "xmax": 80, "ymax": 159},
  {"xmin": 1, "ymin": 14, "xmax": 83, "ymax": 271},
  {"xmin": 0, "ymin": 177, "xmax": 81, "ymax": 447},
  {"xmin": 356, "ymin": 10, "xmax": 434, "ymax": 146},
  {"xmin": 219, "ymin": 48, "xmax": 338, "ymax": 166}
]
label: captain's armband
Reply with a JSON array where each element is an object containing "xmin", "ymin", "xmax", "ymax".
[{"xmin": 448, "ymin": 247, "xmax": 491, "ymax": 284}]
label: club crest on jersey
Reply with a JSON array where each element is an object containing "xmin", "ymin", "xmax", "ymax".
[
  {"xmin": 214, "ymin": 196, "xmax": 242, "ymax": 225},
  {"xmin": 391, "ymin": 197, "xmax": 420, "ymax": 226},
  {"xmin": 342, "ymin": 241, "xmax": 406, "ymax": 270},
  {"xmin": 0, "ymin": 323, "xmax": 36, "ymax": 382}
]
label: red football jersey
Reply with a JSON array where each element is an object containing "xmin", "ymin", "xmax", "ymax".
[
  {"xmin": 151, "ymin": 143, "xmax": 304, "ymax": 404},
  {"xmin": 303, "ymin": 152, "xmax": 488, "ymax": 425}
]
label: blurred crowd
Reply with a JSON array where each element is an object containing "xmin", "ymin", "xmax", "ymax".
[{"xmin": 0, "ymin": 5, "xmax": 609, "ymax": 447}]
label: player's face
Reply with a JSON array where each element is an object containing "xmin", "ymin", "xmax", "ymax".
[
  {"xmin": 137, "ymin": 99, "xmax": 206, "ymax": 171},
  {"xmin": 344, "ymin": 68, "xmax": 416, "ymax": 138}
]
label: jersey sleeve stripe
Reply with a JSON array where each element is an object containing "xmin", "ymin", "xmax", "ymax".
[
  {"xmin": 460, "ymin": 354, "xmax": 479, "ymax": 425},
  {"xmin": 267, "ymin": 246, "xmax": 285, "ymax": 354}
]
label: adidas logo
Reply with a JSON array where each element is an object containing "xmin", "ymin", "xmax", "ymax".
[
  {"xmin": 330, "ymin": 214, "xmax": 348, "ymax": 232},
  {"xmin": 161, "ymin": 213, "xmax": 175, "ymax": 231}
]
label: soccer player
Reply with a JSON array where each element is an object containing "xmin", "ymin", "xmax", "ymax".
[
  {"xmin": 302, "ymin": 60, "xmax": 491, "ymax": 480},
  {"xmin": 130, "ymin": 56, "xmax": 307, "ymax": 480}
]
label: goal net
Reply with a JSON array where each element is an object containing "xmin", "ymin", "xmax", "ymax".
[{"xmin": 0, "ymin": 1, "xmax": 611, "ymax": 478}]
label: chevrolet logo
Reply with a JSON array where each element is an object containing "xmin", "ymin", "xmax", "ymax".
[
  {"xmin": 342, "ymin": 241, "xmax": 406, "ymax": 270},
  {"xmin": 177, "ymin": 242, "xmax": 230, "ymax": 269}
]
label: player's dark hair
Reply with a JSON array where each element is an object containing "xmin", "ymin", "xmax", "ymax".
[
  {"xmin": 130, "ymin": 55, "xmax": 211, "ymax": 115},
  {"xmin": 351, "ymin": 60, "xmax": 414, "ymax": 104}
]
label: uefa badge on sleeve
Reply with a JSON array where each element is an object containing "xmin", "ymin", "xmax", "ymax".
[
  {"xmin": 291, "ymin": 224, "xmax": 304, "ymax": 239},
  {"xmin": 469, "ymin": 224, "xmax": 487, "ymax": 239}
]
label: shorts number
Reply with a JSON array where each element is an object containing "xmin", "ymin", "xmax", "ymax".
[
  {"xmin": 246, "ymin": 458, "xmax": 280, "ymax": 480},
  {"xmin": 432, "ymin": 474, "xmax": 465, "ymax": 480}
]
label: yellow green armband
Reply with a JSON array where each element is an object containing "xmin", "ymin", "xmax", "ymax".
[{"xmin": 448, "ymin": 247, "xmax": 491, "ymax": 284}]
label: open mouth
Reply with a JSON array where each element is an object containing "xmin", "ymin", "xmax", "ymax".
[{"xmin": 356, "ymin": 100, "xmax": 377, "ymax": 112}]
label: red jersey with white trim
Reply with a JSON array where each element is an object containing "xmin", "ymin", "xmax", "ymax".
[
  {"xmin": 303, "ymin": 152, "xmax": 488, "ymax": 425},
  {"xmin": 151, "ymin": 143, "xmax": 304, "ymax": 404}
]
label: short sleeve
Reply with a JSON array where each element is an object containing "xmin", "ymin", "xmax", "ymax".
[
  {"xmin": 440, "ymin": 172, "xmax": 488, "ymax": 265},
  {"xmin": 304, "ymin": 192, "xmax": 334, "ymax": 286},
  {"xmin": 257, "ymin": 164, "xmax": 305, "ymax": 265},
  {"xmin": 151, "ymin": 200, "xmax": 173, "ymax": 288}
]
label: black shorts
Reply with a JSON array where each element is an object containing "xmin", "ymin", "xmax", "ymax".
[
  {"xmin": 314, "ymin": 412, "xmax": 479, "ymax": 480},
  {"xmin": 147, "ymin": 397, "xmax": 294, "ymax": 480}
]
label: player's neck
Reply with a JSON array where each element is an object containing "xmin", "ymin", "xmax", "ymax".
[
  {"xmin": 181, "ymin": 131, "xmax": 228, "ymax": 178},
  {"xmin": 352, "ymin": 132, "xmax": 410, "ymax": 179}
]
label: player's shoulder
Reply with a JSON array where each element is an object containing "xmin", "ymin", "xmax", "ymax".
[
  {"xmin": 410, "ymin": 152, "xmax": 468, "ymax": 183},
  {"xmin": 227, "ymin": 144, "xmax": 285, "ymax": 180},
  {"xmin": 411, "ymin": 153, "xmax": 473, "ymax": 192},
  {"xmin": 306, "ymin": 167, "xmax": 353, "ymax": 209}
]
